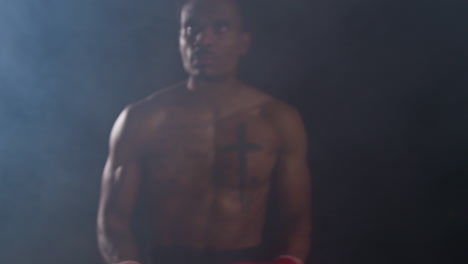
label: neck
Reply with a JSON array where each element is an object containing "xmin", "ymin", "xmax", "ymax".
[{"xmin": 186, "ymin": 75, "xmax": 239, "ymax": 99}]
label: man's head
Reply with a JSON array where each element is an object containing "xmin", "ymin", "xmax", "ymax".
[{"xmin": 178, "ymin": 0, "xmax": 252, "ymax": 81}]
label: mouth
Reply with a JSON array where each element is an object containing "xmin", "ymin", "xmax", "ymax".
[
  {"xmin": 194, "ymin": 56, "xmax": 215, "ymax": 65},
  {"xmin": 191, "ymin": 51, "xmax": 216, "ymax": 66},
  {"xmin": 192, "ymin": 55, "xmax": 215, "ymax": 66}
]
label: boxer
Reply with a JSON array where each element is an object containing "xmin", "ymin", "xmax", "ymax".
[{"xmin": 97, "ymin": 0, "xmax": 311, "ymax": 264}]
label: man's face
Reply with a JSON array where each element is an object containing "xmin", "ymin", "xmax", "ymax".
[{"xmin": 179, "ymin": 0, "xmax": 251, "ymax": 80}]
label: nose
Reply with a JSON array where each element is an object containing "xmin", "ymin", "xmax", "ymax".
[{"xmin": 194, "ymin": 28, "xmax": 214, "ymax": 47}]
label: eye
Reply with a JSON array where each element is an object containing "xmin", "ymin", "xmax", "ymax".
[
  {"xmin": 214, "ymin": 21, "xmax": 230, "ymax": 34},
  {"xmin": 185, "ymin": 25, "xmax": 193, "ymax": 35},
  {"xmin": 184, "ymin": 22, "xmax": 200, "ymax": 36}
]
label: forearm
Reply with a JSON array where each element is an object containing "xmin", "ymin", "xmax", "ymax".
[
  {"xmin": 280, "ymin": 216, "xmax": 311, "ymax": 262},
  {"xmin": 98, "ymin": 223, "xmax": 142, "ymax": 264}
]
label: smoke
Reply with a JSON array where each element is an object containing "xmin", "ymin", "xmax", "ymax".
[
  {"xmin": 0, "ymin": 0, "xmax": 180, "ymax": 262},
  {"xmin": 1, "ymin": 0, "xmax": 466, "ymax": 263}
]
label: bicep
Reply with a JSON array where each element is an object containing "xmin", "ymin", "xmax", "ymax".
[
  {"xmin": 275, "ymin": 106, "xmax": 311, "ymax": 216},
  {"xmin": 99, "ymin": 157, "xmax": 142, "ymax": 221},
  {"xmin": 98, "ymin": 107, "xmax": 143, "ymax": 225},
  {"xmin": 276, "ymin": 153, "xmax": 311, "ymax": 216}
]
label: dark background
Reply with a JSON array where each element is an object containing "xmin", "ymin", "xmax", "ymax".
[{"xmin": 1, "ymin": 0, "xmax": 467, "ymax": 263}]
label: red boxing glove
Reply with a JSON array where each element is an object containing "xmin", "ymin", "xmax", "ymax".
[
  {"xmin": 235, "ymin": 255, "xmax": 303, "ymax": 264},
  {"xmin": 234, "ymin": 262, "xmax": 269, "ymax": 264},
  {"xmin": 273, "ymin": 256, "xmax": 303, "ymax": 264}
]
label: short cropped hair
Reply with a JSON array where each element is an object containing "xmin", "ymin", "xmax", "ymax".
[{"xmin": 176, "ymin": 0, "xmax": 253, "ymax": 33}]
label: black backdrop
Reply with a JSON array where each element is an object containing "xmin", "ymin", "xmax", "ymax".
[{"xmin": 1, "ymin": 0, "xmax": 467, "ymax": 263}]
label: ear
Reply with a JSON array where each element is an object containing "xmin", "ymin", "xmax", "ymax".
[{"xmin": 239, "ymin": 32, "xmax": 252, "ymax": 55}]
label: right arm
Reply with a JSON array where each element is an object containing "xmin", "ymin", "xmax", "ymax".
[{"xmin": 97, "ymin": 106, "xmax": 143, "ymax": 264}]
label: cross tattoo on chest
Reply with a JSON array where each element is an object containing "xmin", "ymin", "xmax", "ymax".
[{"xmin": 221, "ymin": 123, "xmax": 263, "ymax": 211}]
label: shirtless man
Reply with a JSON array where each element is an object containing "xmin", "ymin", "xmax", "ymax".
[{"xmin": 97, "ymin": 0, "xmax": 311, "ymax": 264}]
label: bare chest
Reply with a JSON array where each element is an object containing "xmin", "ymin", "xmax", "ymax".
[{"xmin": 142, "ymin": 106, "xmax": 280, "ymax": 192}]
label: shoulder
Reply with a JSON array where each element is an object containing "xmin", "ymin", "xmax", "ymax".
[
  {"xmin": 111, "ymin": 82, "xmax": 186, "ymax": 143},
  {"xmin": 270, "ymin": 101, "xmax": 304, "ymax": 126},
  {"xmin": 239, "ymin": 84, "xmax": 276, "ymax": 104},
  {"xmin": 124, "ymin": 82, "xmax": 187, "ymax": 123},
  {"xmin": 141, "ymin": 82, "xmax": 187, "ymax": 106},
  {"xmin": 238, "ymin": 84, "xmax": 304, "ymax": 129},
  {"xmin": 262, "ymin": 98, "xmax": 307, "ymax": 153},
  {"xmin": 132, "ymin": 82, "xmax": 187, "ymax": 113},
  {"xmin": 238, "ymin": 84, "xmax": 307, "ymax": 149},
  {"xmin": 235, "ymin": 84, "xmax": 279, "ymax": 115}
]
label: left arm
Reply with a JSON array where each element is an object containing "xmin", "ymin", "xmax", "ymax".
[{"xmin": 275, "ymin": 105, "xmax": 311, "ymax": 262}]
